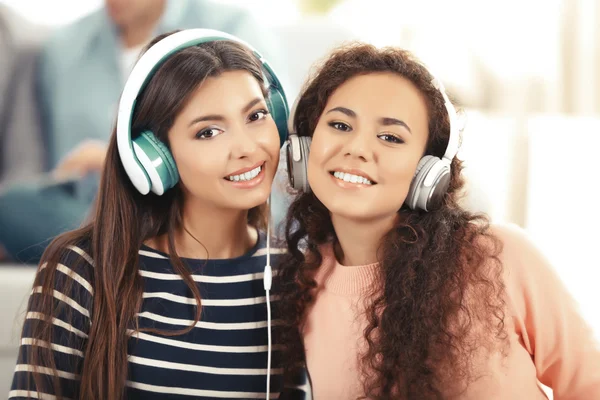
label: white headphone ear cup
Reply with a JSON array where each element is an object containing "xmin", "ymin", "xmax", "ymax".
[
  {"xmin": 286, "ymin": 135, "xmax": 299, "ymax": 189},
  {"xmin": 297, "ymin": 136, "xmax": 311, "ymax": 192},
  {"xmin": 406, "ymin": 155, "xmax": 439, "ymax": 210},
  {"xmin": 286, "ymin": 135, "xmax": 312, "ymax": 191},
  {"xmin": 422, "ymin": 166, "xmax": 451, "ymax": 211},
  {"xmin": 414, "ymin": 156, "xmax": 434, "ymax": 178}
]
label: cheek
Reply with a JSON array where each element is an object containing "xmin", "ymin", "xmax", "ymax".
[
  {"xmin": 306, "ymin": 128, "xmax": 332, "ymax": 167},
  {"xmin": 306, "ymin": 154, "xmax": 318, "ymax": 188},
  {"xmin": 391, "ymin": 159, "xmax": 418, "ymax": 183},
  {"xmin": 257, "ymin": 122, "xmax": 281, "ymax": 163},
  {"xmin": 306, "ymin": 136, "xmax": 327, "ymax": 187},
  {"xmin": 380, "ymin": 153, "xmax": 421, "ymax": 195},
  {"xmin": 267, "ymin": 135, "xmax": 282, "ymax": 167},
  {"xmin": 173, "ymin": 145, "xmax": 220, "ymax": 187}
]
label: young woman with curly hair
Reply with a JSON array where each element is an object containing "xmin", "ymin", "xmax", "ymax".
[{"xmin": 277, "ymin": 43, "xmax": 600, "ymax": 399}]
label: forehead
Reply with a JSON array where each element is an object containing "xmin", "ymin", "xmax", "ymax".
[
  {"xmin": 188, "ymin": 70, "xmax": 263, "ymax": 101},
  {"xmin": 326, "ymin": 72, "xmax": 429, "ymax": 122},
  {"xmin": 175, "ymin": 70, "xmax": 264, "ymax": 117}
]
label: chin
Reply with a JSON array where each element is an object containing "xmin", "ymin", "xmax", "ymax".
[
  {"xmin": 326, "ymin": 198, "xmax": 400, "ymax": 223},
  {"xmin": 330, "ymin": 209, "xmax": 377, "ymax": 222},
  {"xmin": 232, "ymin": 191, "xmax": 270, "ymax": 211},
  {"xmin": 322, "ymin": 199, "xmax": 368, "ymax": 220}
]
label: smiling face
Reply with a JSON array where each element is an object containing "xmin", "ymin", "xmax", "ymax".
[
  {"xmin": 306, "ymin": 72, "xmax": 430, "ymax": 222},
  {"xmin": 168, "ymin": 70, "xmax": 280, "ymax": 212}
]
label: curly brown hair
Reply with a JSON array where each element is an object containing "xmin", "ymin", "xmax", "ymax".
[{"xmin": 277, "ymin": 43, "xmax": 508, "ymax": 399}]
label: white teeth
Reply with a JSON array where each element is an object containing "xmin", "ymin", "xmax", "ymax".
[
  {"xmin": 227, "ymin": 165, "xmax": 262, "ymax": 181},
  {"xmin": 332, "ymin": 171, "xmax": 372, "ymax": 185}
]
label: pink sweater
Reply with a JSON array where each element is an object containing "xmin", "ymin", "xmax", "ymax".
[{"xmin": 303, "ymin": 224, "xmax": 600, "ymax": 399}]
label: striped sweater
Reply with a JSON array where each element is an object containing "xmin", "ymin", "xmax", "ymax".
[{"xmin": 9, "ymin": 232, "xmax": 308, "ymax": 399}]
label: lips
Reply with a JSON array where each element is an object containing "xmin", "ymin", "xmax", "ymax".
[
  {"xmin": 226, "ymin": 161, "xmax": 265, "ymax": 177},
  {"xmin": 329, "ymin": 168, "xmax": 377, "ymax": 185},
  {"xmin": 225, "ymin": 163, "xmax": 264, "ymax": 182}
]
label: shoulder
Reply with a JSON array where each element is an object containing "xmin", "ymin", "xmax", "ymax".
[
  {"xmin": 184, "ymin": 0, "xmax": 254, "ymax": 24},
  {"xmin": 488, "ymin": 222, "xmax": 530, "ymax": 247},
  {"xmin": 57, "ymin": 240, "xmax": 95, "ymax": 275},
  {"xmin": 38, "ymin": 9, "xmax": 105, "ymax": 73},
  {"xmin": 487, "ymin": 222, "xmax": 549, "ymax": 271},
  {"xmin": 181, "ymin": 1, "xmax": 278, "ymax": 51},
  {"xmin": 466, "ymin": 222, "xmax": 543, "ymax": 265},
  {"xmin": 38, "ymin": 236, "xmax": 95, "ymax": 296},
  {"xmin": 172, "ymin": 0, "xmax": 253, "ymax": 32},
  {"xmin": 463, "ymin": 222, "xmax": 554, "ymax": 293},
  {"xmin": 487, "ymin": 222, "xmax": 563, "ymax": 309}
]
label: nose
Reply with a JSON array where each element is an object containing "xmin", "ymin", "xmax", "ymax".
[
  {"xmin": 229, "ymin": 125, "xmax": 258, "ymax": 160},
  {"xmin": 344, "ymin": 130, "xmax": 373, "ymax": 162}
]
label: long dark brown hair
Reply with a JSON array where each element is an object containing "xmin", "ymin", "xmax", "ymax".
[
  {"xmin": 277, "ymin": 43, "xmax": 508, "ymax": 399},
  {"xmin": 21, "ymin": 31, "xmax": 269, "ymax": 400}
]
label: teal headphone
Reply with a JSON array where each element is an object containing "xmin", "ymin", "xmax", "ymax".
[{"xmin": 116, "ymin": 29, "xmax": 290, "ymax": 195}]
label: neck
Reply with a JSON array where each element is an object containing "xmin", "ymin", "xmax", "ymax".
[
  {"xmin": 153, "ymin": 199, "xmax": 257, "ymax": 260},
  {"xmin": 331, "ymin": 213, "xmax": 398, "ymax": 266},
  {"xmin": 119, "ymin": 2, "xmax": 165, "ymax": 48}
]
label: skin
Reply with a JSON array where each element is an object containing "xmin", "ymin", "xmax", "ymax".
[
  {"xmin": 307, "ymin": 72, "xmax": 430, "ymax": 266},
  {"xmin": 148, "ymin": 70, "xmax": 281, "ymax": 259}
]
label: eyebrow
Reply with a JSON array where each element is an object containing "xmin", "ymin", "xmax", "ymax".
[
  {"xmin": 187, "ymin": 97, "xmax": 264, "ymax": 127},
  {"xmin": 326, "ymin": 106, "xmax": 356, "ymax": 118},
  {"xmin": 379, "ymin": 117, "xmax": 412, "ymax": 134},
  {"xmin": 326, "ymin": 106, "xmax": 412, "ymax": 134}
]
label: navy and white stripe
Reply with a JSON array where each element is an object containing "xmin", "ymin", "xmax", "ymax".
[{"xmin": 9, "ymin": 233, "xmax": 307, "ymax": 399}]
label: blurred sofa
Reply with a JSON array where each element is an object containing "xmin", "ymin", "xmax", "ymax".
[
  {"xmin": 0, "ymin": 266, "xmax": 36, "ymax": 396},
  {"xmin": 0, "ymin": 4, "xmax": 48, "ymax": 187}
]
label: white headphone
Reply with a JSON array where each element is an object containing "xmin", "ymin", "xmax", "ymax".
[
  {"xmin": 264, "ymin": 196, "xmax": 274, "ymax": 400},
  {"xmin": 285, "ymin": 76, "xmax": 460, "ymax": 212},
  {"xmin": 405, "ymin": 77, "xmax": 460, "ymax": 211},
  {"xmin": 116, "ymin": 29, "xmax": 289, "ymax": 196},
  {"xmin": 115, "ymin": 29, "xmax": 283, "ymax": 399}
]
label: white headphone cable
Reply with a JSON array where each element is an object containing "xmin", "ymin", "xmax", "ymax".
[{"xmin": 264, "ymin": 194, "xmax": 273, "ymax": 399}]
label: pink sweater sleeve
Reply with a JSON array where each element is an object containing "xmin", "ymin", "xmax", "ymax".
[{"xmin": 496, "ymin": 224, "xmax": 600, "ymax": 399}]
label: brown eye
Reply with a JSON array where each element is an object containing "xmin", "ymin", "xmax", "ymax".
[
  {"xmin": 328, "ymin": 121, "xmax": 351, "ymax": 132},
  {"xmin": 378, "ymin": 133, "xmax": 404, "ymax": 144},
  {"xmin": 196, "ymin": 128, "xmax": 223, "ymax": 139},
  {"xmin": 248, "ymin": 109, "xmax": 269, "ymax": 122}
]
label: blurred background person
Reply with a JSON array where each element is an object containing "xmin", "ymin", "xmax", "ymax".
[{"xmin": 0, "ymin": 0, "xmax": 290, "ymax": 264}]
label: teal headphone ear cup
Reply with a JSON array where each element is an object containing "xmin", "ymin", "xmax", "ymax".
[
  {"xmin": 119, "ymin": 31, "xmax": 290, "ymax": 195},
  {"xmin": 260, "ymin": 58, "xmax": 289, "ymax": 147},
  {"xmin": 266, "ymin": 87, "xmax": 289, "ymax": 147},
  {"xmin": 133, "ymin": 131, "xmax": 179, "ymax": 192}
]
